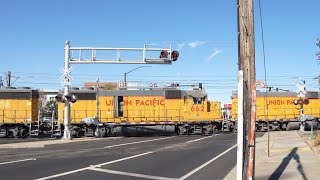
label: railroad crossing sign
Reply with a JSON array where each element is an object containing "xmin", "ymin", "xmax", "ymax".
[
  {"xmin": 295, "ymin": 80, "xmax": 306, "ymax": 97},
  {"xmin": 59, "ymin": 67, "xmax": 73, "ymax": 81}
]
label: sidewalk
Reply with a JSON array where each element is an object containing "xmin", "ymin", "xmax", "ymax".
[{"xmin": 224, "ymin": 130, "xmax": 320, "ymax": 180}]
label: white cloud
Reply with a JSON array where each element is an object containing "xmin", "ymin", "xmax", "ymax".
[
  {"xmin": 207, "ymin": 49, "xmax": 222, "ymax": 61},
  {"xmin": 188, "ymin": 41, "xmax": 207, "ymax": 48},
  {"xmin": 176, "ymin": 43, "xmax": 186, "ymax": 51}
]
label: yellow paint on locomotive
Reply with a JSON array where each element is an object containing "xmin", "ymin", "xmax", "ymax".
[
  {"xmin": 232, "ymin": 95, "xmax": 320, "ymax": 120},
  {"xmin": 0, "ymin": 98, "xmax": 38, "ymax": 124},
  {"xmin": 57, "ymin": 93, "xmax": 223, "ymax": 124}
]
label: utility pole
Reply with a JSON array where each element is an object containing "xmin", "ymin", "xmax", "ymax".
[
  {"xmin": 238, "ymin": 0, "xmax": 256, "ymax": 179},
  {"xmin": 6, "ymin": 71, "xmax": 11, "ymax": 87},
  {"xmin": 0, "ymin": 76, "xmax": 3, "ymax": 88}
]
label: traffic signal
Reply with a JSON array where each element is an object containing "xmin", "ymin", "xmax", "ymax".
[
  {"xmin": 55, "ymin": 94, "xmax": 65, "ymax": 103},
  {"xmin": 65, "ymin": 94, "xmax": 77, "ymax": 103},
  {"xmin": 171, "ymin": 51, "xmax": 179, "ymax": 61},
  {"xmin": 160, "ymin": 51, "xmax": 168, "ymax": 58}
]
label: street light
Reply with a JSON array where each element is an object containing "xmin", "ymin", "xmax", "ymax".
[{"xmin": 124, "ymin": 66, "xmax": 151, "ymax": 83}]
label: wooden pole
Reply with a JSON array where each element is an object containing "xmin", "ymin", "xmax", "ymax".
[{"xmin": 238, "ymin": 0, "xmax": 255, "ymax": 179}]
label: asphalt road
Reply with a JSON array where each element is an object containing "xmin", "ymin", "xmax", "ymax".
[{"xmin": 0, "ymin": 132, "xmax": 242, "ymax": 180}]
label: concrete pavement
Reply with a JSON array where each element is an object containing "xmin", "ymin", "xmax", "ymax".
[{"xmin": 224, "ymin": 130, "xmax": 320, "ymax": 180}]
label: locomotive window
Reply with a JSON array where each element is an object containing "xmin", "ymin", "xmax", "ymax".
[
  {"xmin": 193, "ymin": 97, "xmax": 203, "ymax": 104},
  {"xmin": 165, "ymin": 90, "xmax": 181, "ymax": 99}
]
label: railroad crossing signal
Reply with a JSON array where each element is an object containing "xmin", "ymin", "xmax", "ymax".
[
  {"xmin": 55, "ymin": 94, "xmax": 77, "ymax": 103},
  {"xmin": 293, "ymin": 98, "xmax": 309, "ymax": 105}
]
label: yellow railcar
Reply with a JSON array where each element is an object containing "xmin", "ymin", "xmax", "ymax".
[
  {"xmin": 231, "ymin": 91, "xmax": 320, "ymax": 130},
  {"xmin": 57, "ymin": 87, "xmax": 223, "ymax": 137},
  {"xmin": 0, "ymin": 88, "xmax": 39, "ymax": 137}
]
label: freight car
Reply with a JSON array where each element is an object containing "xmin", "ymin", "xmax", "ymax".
[
  {"xmin": 231, "ymin": 90, "xmax": 320, "ymax": 131},
  {"xmin": 0, "ymin": 87, "xmax": 39, "ymax": 137},
  {"xmin": 55, "ymin": 86, "xmax": 224, "ymax": 137}
]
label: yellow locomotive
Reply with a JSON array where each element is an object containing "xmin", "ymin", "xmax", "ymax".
[
  {"xmin": 231, "ymin": 90, "xmax": 320, "ymax": 131},
  {"xmin": 0, "ymin": 87, "xmax": 39, "ymax": 137},
  {"xmin": 56, "ymin": 85, "xmax": 223, "ymax": 137}
]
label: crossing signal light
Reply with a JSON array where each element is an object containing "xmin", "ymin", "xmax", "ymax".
[
  {"xmin": 160, "ymin": 51, "xmax": 168, "ymax": 58},
  {"xmin": 293, "ymin": 98, "xmax": 309, "ymax": 105},
  {"xmin": 171, "ymin": 51, "xmax": 179, "ymax": 61},
  {"xmin": 55, "ymin": 94, "xmax": 64, "ymax": 103},
  {"xmin": 65, "ymin": 94, "xmax": 77, "ymax": 103},
  {"xmin": 171, "ymin": 83, "xmax": 180, "ymax": 87}
]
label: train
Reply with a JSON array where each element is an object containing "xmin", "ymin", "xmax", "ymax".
[
  {"xmin": 1, "ymin": 85, "xmax": 319, "ymax": 138},
  {"xmin": 55, "ymin": 85, "xmax": 223, "ymax": 137},
  {"xmin": 231, "ymin": 90, "xmax": 320, "ymax": 131},
  {"xmin": 0, "ymin": 87, "xmax": 39, "ymax": 138},
  {"xmin": 0, "ymin": 85, "xmax": 225, "ymax": 138}
]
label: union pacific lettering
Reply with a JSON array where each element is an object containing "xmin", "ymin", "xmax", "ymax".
[
  {"xmin": 106, "ymin": 99, "xmax": 165, "ymax": 106},
  {"xmin": 268, "ymin": 100, "xmax": 293, "ymax": 105}
]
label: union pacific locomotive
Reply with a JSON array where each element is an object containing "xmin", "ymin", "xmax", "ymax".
[
  {"xmin": 55, "ymin": 85, "xmax": 223, "ymax": 137},
  {"xmin": 231, "ymin": 90, "xmax": 320, "ymax": 131}
]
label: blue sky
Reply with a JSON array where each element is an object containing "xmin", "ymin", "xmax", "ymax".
[{"xmin": 0, "ymin": 0, "xmax": 320, "ymax": 103}]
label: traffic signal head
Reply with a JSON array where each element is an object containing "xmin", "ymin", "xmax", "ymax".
[
  {"xmin": 55, "ymin": 94, "xmax": 65, "ymax": 103},
  {"xmin": 65, "ymin": 94, "xmax": 77, "ymax": 103},
  {"xmin": 160, "ymin": 51, "xmax": 168, "ymax": 58},
  {"xmin": 303, "ymin": 98, "xmax": 309, "ymax": 105},
  {"xmin": 171, "ymin": 51, "xmax": 179, "ymax": 61}
]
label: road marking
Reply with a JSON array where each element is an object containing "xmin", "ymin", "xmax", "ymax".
[
  {"xmin": 0, "ymin": 158, "xmax": 36, "ymax": 165},
  {"xmin": 185, "ymin": 135, "xmax": 216, "ymax": 144},
  {"xmin": 179, "ymin": 144, "xmax": 237, "ymax": 180},
  {"xmin": 104, "ymin": 136, "xmax": 174, "ymax": 148},
  {"xmin": 36, "ymin": 152, "xmax": 154, "ymax": 180},
  {"xmin": 89, "ymin": 167, "xmax": 178, "ymax": 180}
]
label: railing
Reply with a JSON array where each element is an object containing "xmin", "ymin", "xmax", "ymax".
[
  {"xmin": 232, "ymin": 107, "xmax": 320, "ymax": 120},
  {"xmin": 56, "ymin": 108, "xmax": 215, "ymax": 124},
  {"xmin": 0, "ymin": 110, "xmax": 33, "ymax": 124}
]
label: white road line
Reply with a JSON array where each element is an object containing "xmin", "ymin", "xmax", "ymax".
[
  {"xmin": 185, "ymin": 135, "xmax": 216, "ymax": 144},
  {"xmin": 89, "ymin": 167, "xmax": 178, "ymax": 180},
  {"xmin": 0, "ymin": 158, "xmax": 36, "ymax": 165},
  {"xmin": 36, "ymin": 151, "xmax": 154, "ymax": 180},
  {"xmin": 104, "ymin": 136, "xmax": 174, "ymax": 148},
  {"xmin": 179, "ymin": 144, "xmax": 237, "ymax": 180}
]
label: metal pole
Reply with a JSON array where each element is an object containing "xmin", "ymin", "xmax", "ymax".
[
  {"xmin": 63, "ymin": 41, "xmax": 72, "ymax": 140},
  {"xmin": 248, "ymin": 81, "xmax": 266, "ymax": 180},
  {"xmin": 237, "ymin": 70, "xmax": 244, "ymax": 180}
]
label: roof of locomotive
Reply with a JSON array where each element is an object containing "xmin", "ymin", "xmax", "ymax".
[
  {"xmin": 231, "ymin": 90, "xmax": 320, "ymax": 98},
  {"xmin": 66, "ymin": 88, "xmax": 207, "ymax": 98}
]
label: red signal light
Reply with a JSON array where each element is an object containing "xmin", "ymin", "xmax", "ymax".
[
  {"xmin": 171, "ymin": 51, "xmax": 179, "ymax": 61},
  {"xmin": 303, "ymin": 99, "xmax": 309, "ymax": 105},
  {"xmin": 160, "ymin": 51, "xmax": 168, "ymax": 58},
  {"xmin": 55, "ymin": 94, "xmax": 64, "ymax": 103},
  {"xmin": 297, "ymin": 99, "xmax": 303, "ymax": 104}
]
